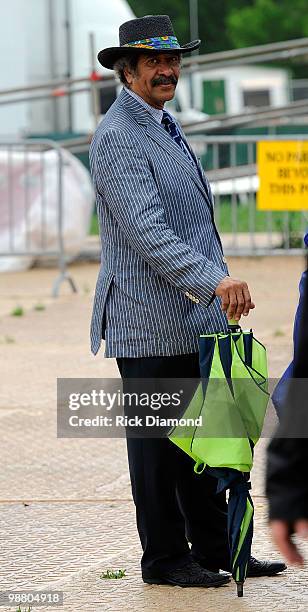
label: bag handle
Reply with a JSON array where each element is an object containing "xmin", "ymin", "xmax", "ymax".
[
  {"xmin": 194, "ymin": 461, "xmax": 206, "ymax": 474},
  {"xmin": 227, "ymin": 318, "xmax": 241, "ymax": 332}
]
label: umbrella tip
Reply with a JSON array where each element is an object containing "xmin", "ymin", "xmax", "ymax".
[{"xmin": 236, "ymin": 582, "xmax": 244, "ymax": 597}]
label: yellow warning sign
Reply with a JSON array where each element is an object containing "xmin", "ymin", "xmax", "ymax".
[{"xmin": 257, "ymin": 141, "xmax": 308, "ymax": 210}]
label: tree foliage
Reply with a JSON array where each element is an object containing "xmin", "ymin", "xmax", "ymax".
[
  {"xmin": 127, "ymin": 0, "xmax": 308, "ymax": 53},
  {"xmin": 227, "ymin": 0, "xmax": 308, "ymax": 47},
  {"xmin": 127, "ymin": 1, "xmax": 253, "ymax": 54}
]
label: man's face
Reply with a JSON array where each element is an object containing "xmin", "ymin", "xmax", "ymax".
[{"xmin": 124, "ymin": 52, "xmax": 181, "ymax": 109}]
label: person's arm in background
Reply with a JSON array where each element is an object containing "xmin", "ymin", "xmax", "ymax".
[
  {"xmin": 266, "ymin": 251, "xmax": 308, "ymax": 566},
  {"xmin": 266, "ymin": 437, "xmax": 308, "ymax": 566}
]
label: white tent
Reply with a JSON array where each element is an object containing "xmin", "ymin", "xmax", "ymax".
[{"xmin": 0, "ymin": 147, "xmax": 94, "ymax": 271}]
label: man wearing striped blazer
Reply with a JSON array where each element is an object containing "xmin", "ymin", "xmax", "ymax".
[{"xmin": 90, "ymin": 15, "xmax": 285, "ymax": 588}]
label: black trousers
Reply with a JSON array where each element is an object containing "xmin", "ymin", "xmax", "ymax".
[{"xmin": 116, "ymin": 352, "xmax": 229, "ymax": 572}]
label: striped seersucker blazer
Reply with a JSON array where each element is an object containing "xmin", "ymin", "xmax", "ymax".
[{"xmin": 89, "ymin": 88, "xmax": 229, "ymax": 357}]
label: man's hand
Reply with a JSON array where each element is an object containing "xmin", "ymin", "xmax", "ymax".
[
  {"xmin": 215, "ymin": 277, "xmax": 255, "ymax": 321},
  {"xmin": 270, "ymin": 519, "xmax": 308, "ymax": 566}
]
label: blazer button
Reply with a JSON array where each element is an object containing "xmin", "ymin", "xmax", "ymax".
[{"xmin": 222, "ymin": 256, "xmax": 227, "ymax": 264}]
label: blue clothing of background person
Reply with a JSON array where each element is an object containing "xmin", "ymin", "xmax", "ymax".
[{"xmin": 272, "ymin": 231, "xmax": 308, "ymax": 418}]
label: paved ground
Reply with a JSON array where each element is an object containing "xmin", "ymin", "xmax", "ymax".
[{"xmin": 0, "ymin": 256, "xmax": 308, "ymax": 612}]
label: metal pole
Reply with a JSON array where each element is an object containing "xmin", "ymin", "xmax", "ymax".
[
  {"xmin": 0, "ymin": 88, "xmax": 92, "ymax": 107},
  {"xmin": 0, "ymin": 74, "xmax": 116, "ymax": 97},
  {"xmin": 89, "ymin": 32, "xmax": 100, "ymax": 128},
  {"xmin": 48, "ymin": 0, "xmax": 58, "ymax": 131},
  {"xmin": 189, "ymin": 0, "xmax": 199, "ymax": 44},
  {"xmin": 52, "ymin": 145, "xmax": 77, "ymax": 296},
  {"xmin": 64, "ymin": 0, "xmax": 73, "ymax": 132},
  {"xmin": 182, "ymin": 36, "xmax": 308, "ymax": 68},
  {"xmin": 189, "ymin": 0, "xmax": 199, "ymax": 108},
  {"xmin": 0, "ymin": 37, "xmax": 307, "ymax": 98}
]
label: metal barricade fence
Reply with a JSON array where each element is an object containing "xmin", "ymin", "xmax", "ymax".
[
  {"xmin": 0, "ymin": 139, "xmax": 77, "ymax": 296},
  {"xmin": 188, "ymin": 134, "xmax": 308, "ymax": 256}
]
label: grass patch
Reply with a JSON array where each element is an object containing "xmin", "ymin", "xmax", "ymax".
[
  {"xmin": 0, "ymin": 335, "xmax": 16, "ymax": 344},
  {"xmin": 4, "ymin": 335, "xmax": 15, "ymax": 344},
  {"xmin": 89, "ymin": 205, "xmax": 306, "ymax": 237},
  {"xmin": 33, "ymin": 303, "xmax": 45, "ymax": 311},
  {"xmin": 100, "ymin": 569, "xmax": 126, "ymax": 579},
  {"xmin": 90, "ymin": 213, "xmax": 99, "ymax": 235},
  {"xmin": 274, "ymin": 329, "xmax": 285, "ymax": 337},
  {"xmin": 215, "ymin": 201, "xmax": 305, "ymax": 234},
  {"xmin": 10, "ymin": 306, "xmax": 24, "ymax": 317}
]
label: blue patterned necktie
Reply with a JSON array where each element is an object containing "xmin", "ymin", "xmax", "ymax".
[
  {"xmin": 161, "ymin": 110, "xmax": 193, "ymax": 161},
  {"xmin": 161, "ymin": 110, "xmax": 212, "ymax": 204}
]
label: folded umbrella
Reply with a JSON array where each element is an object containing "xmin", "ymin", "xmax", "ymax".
[{"xmin": 169, "ymin": 320, "xmax": 269, "ymax": 596}]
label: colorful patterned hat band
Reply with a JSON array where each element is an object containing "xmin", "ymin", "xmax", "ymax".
[{"xmin": 123, "ymin": 35, "xmax": 180, "ymax": 50}]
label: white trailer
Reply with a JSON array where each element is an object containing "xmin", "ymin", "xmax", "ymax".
[
  {"xmin": 181, "ymin": 64, "xmax": 291, "ymax": 116},
  {"xmin": 0, "ymin": 0, "xmax": 135, "ymax": 137}
]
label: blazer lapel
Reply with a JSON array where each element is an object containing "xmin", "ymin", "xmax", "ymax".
[
  {"xmin": 176, "ymin": 123, "xmax": 214, "ymax": 206},
  {"xmin": 118, "ymin": 88, "xmax": 211, "ymax": 203}
]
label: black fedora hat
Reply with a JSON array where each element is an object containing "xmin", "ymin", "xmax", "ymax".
[{"xmin": 98, "ymin": 14, "xmax": 201, "ymax": 70}]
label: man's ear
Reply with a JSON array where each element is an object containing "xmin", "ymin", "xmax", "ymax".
[{"xmin": 124, "ymin": 67, "xmax": 134, "ymax": 85}]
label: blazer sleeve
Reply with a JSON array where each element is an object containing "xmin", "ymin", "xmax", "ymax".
[{"xmin": 93, "ymin": 128, "xmax": 226, "ymax": 308}]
